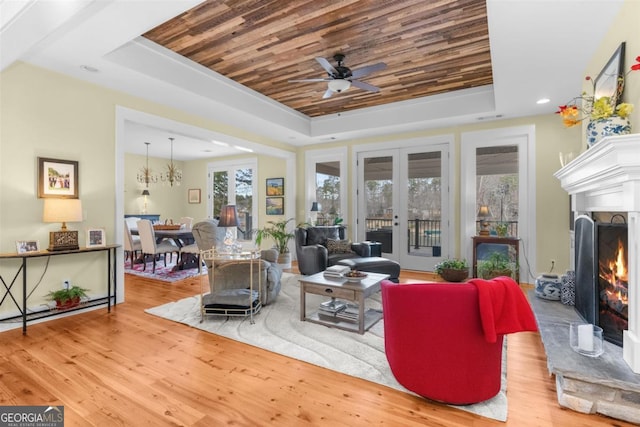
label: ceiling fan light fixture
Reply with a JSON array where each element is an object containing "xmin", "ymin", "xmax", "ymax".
[{"xmin": 328, "ymin": 79, "xmax": 351, "ymax": 93}]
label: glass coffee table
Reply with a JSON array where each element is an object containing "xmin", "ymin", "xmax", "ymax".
[{"xmin": 299, "ymin": 271, "xmax": 389, "ymax": 334}]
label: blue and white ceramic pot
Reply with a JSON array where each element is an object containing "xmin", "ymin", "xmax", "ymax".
[
  {"xmin": 586, "ymin": 116, "xmax": 631, "ymax": 148},
  {"xmin": 561, "ymin": 270, "xmax": 576, "ymax": 306},
  {"xmin": 535, "ymin": 274, "xmax": 562, "ymax": 300}
]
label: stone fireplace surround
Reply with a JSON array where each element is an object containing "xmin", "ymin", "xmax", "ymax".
[{"xmin": 548, "ymin": 133, "xmax": 640, "ymax": 422}]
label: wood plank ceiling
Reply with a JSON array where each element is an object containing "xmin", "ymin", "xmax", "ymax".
[{"xmin": 143, "ymin": 0, "xmax": 492, "ymax": 118}]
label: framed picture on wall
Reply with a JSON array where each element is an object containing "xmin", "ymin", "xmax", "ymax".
[
  {"xmin": 266, "ymin": 178, "xmax": 284, "ymax": 196},
  {"xmin": 188, "ymin": 188, "xmax": 201, "ymax": 204},
  {"xmin": 37, "ymin": 157, "xmax": 79, "ymax": 198},
  {"xmin": 266, "ymin": 197, "xmax": 284, "ymax": 215},
  {"xmin": 87, "ymin": 228, "xmax": 106, "ymax": 247}
]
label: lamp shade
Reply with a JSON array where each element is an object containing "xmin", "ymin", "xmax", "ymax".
[
  {"xmin": 43, "ymin": 199, "xmax": 83, "ymax": 229},
  {"xmin": 141, "ymin": 189, "xmax": 150, "ymax": 196},
  {"xmin": 218, "ymin": 205, "xmax": 239, "ymax": 227},
  {"xmin": 310, "ymin": 202, "xmax": 319, "ymax": 212},
  {"xmin": 477, "ymin": 205, "xmax": 492, "ymax": 219}
]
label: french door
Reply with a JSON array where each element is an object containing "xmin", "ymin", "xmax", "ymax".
[
  {"xmin": 356, "ymin": 144, "xmax": 449, "ymax": 271},
  {"xmin": 207, "ymin": 159, "xmax": 257, "ymax": 241}
]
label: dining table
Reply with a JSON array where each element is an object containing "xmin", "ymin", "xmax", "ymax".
[{"xmin": 130, "ymin": 227, "xmax": 199, "ymax": 271}]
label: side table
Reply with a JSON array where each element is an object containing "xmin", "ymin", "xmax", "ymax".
[{"xmin": 199, "ymin": 248, "xmax": 262, "ymax": 323}]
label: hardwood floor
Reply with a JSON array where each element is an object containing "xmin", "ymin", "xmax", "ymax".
[{"xmin": 0, "ymin": 267, "xmax": 632, "ymax": 426}]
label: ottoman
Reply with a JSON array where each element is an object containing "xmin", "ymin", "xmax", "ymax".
[{"xmin": 337, "ymin": 257, "xmax": 400, "ymax": 283}]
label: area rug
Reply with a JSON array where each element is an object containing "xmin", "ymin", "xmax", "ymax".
[
  {"xmin": 124, "ymin": 259, "xmax": 205, "ymax": 283},
  {"xmin": 145, "ymin": 273, "xmax": 508, "ymax": 421}
]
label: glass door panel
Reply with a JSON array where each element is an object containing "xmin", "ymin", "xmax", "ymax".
[{"xmin": 361, "ymin": 154, "xmax": 396, "ymax": 256}]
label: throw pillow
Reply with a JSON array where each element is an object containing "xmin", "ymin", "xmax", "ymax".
[{"xmin": 326, "ymin": 238, "xmax": 354, "ymax": 254}]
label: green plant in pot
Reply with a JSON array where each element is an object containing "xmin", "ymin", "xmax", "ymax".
[
  {"xmin": 255, "ymin": 218, "xmax": 295, "ymax": 267},
  {"xmin": 434, "ymin": 258, "xmax": 469, "ymax": 282},
  {"xmin": 47, "ymin": 285, "xmax": 88, "ymax": 310},
  {"xmin": 495, "ymin": 222, "xmax": 508, "ymax": 237},
  {"xmin": 477, "ymin": 252, "xmax": 514, "ymax": 280}
]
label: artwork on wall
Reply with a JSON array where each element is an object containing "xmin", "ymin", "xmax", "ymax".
[
  {"xmin": 37, "ymin": 157, "xmax": 78, "ymax": 198},
  {"xmin": 266, "ymin": 197, "xmax": 284, "ymax": 215},
  {"xmin": 16, "ymin": 240, "xmax": 40, "ymax": 254},
  {"xmin": 86, "ymin": 228, "xmax": 106, "ymax": 247},
  {"xmin": 266, "ymin": 177, "xmax": 284, "ymax": 196},
  {"xmin": 188, "ymin": 188, "xmax": 201, "ymax": 204},
  {"xmin": 594, "ymin": 42, "xmax": 625, "ymax": 105}
]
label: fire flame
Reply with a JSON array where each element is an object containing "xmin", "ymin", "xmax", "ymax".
[{"xmin": 601, "ymin": 238, "xmax": 628, "ymax": 305}]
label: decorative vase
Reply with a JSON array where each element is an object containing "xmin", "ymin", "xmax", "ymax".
[
  {"xmin": 535, "ymin": 274, "xmax": 562, "ymax": 300},
  {"xmin": 586, "ymin": 116, "xmax": 631, "ymax": 148}
]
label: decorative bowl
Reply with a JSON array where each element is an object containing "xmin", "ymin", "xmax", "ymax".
[{"xmin": 345, "ymin": 271, "xmax": 367, "ymax": 282}]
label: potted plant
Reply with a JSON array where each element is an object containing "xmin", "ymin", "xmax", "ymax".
[
  {"xmin": 434, "ymin": 258, "xmax": 469, "ymax": 282},
  {"xmin": 255, "ymin": 218, "xmax": 295, "ymax": 268},
  {"xmin": 47, "ymin": 285, "xmax": 88, "ymax": 310},
  {"xmin": 495, "ymin": 222, "xmax": 508, "ymax": 237},
  {"xmin": 477, "ymin": 252, "xmax": 514, "ymax": 280}
]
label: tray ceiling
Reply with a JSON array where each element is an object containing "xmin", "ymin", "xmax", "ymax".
[{"xmin": 143, "ymin": 0, "xmax": 492, "ymax": 118}]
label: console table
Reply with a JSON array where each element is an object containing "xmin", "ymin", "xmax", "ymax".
[
  {"xmin": 472, "ymin": 236, "xmax": 519, "ymax": 281},
  {"xmin": 0, "ymin": 244, "xmax": 119, "ymax": 334}
]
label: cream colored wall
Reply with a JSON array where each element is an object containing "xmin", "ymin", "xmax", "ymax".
[
  {"xmin": 0, "ymin": 62, "xmax": 294, "ymax": 319},
  {"xmin": 297, "ymin": 114, "xmax": 582, "ymax": 279}
]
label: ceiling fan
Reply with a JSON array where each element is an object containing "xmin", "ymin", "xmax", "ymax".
[{"xmin": 289, "ymin": 53, "xmax": 387, "ymax": 99}]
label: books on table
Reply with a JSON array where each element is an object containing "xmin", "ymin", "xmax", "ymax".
[{"xmin": 323, "ymin": 265, "xmax": 351, "ymax": 279}]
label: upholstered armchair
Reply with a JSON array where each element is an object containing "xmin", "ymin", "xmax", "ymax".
[
  {"xmin": 380, "ymin": 277, "xmax": 537, "ymax": 404},
  {"xmin": 192, "ymin": 220, "xmax": 282, "ymax": 305},
  {"xmin": 295, "ymin": 226, "xmax": 371, "ymax": 275}
]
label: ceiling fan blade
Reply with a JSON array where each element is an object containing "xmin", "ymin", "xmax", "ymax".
[
  {"xmin": 322, "ymin": 88, "xmax": 334, "ymax": 99},
  {"xmin": 288, "ymin": 78, "xmax": 332, "ymax": 82},
  {"xmin": 351, "ymin": 62, "xmax": 387, "ymax": 79},
  {"xmin": 350, "ymin": 79, "xmax": 380, "ymax": 93},
  {"xmin": 316, "ymin": 57, "xmax": 338, "ymax": 76}
]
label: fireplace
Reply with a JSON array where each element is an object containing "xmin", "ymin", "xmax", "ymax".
[{"xmin": 555, "ymin": 133, "xmax": 640, "ymax": 373}]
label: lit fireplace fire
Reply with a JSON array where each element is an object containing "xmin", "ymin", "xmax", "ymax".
[{"xmin": 599, "ymin": 239, "xmax": 628, "ymax": 320}]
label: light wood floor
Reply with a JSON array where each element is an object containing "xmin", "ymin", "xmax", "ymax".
[{"xmin": 0, "ymin": 266, "xmax": 632, "ymax": 426}]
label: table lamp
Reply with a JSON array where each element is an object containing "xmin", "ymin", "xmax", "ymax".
[
  {"xmin": 310, "ymin": 202, "xmax": 319, "ymax": 225},
  {"xmin": 477, "ymin": 205, "xmax": 492, "ymax": 236},
  {"xmin": 218, "ymin": 204, "xmax": 239, "ymax": 252},
  {"xmin": 43, "ymin": 198, "xmax": 83, "ymax": 251}
]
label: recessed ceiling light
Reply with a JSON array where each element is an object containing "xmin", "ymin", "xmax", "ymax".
[
  {"xmin": 537, "ymin": 98, "xmax": 550, "ymax": 104},
  {"xmin": 80, "ymin": 65, "xmax": 99, "ymax": 73}
]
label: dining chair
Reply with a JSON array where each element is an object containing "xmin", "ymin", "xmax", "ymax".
[
  {"xmin": 179, "ymin": 216, "xmax": 193, "ymax": 229},
  {"xmin": 136, "ymin": 219, "xmax": 179, "ymax": 273},
  {"xmin": 123, "ymin": 220, "xmax": 142, "ymax": 266}
]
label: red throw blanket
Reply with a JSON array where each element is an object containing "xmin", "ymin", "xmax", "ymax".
[{"xmin": 469, "ymin": 276, "xmax": 538, "ymax": 343}]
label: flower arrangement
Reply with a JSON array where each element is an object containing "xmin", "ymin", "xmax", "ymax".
[{"xmin": 557, "ymin": 55, "xmax": 640, "ymax": 127}]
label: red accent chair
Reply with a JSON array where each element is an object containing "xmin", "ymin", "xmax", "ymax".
[{"xmin": 380, "ymin": 280, "xmax": 504, "ymax": 404}]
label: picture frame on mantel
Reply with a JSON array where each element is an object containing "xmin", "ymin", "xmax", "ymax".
[
  {"xmin": 188, "ymin": 188, "xmax": 201, "ymax": 204},
  {"xmin": 37, "ymin": 157, "xmax": 79, "ymax": 199},
  {"xmin": 594, "ymin": 42, "xmax": 625, "ymax": 106}
]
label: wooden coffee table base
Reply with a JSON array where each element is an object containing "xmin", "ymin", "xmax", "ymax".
[{"xmin": 299, "ymin": 271, "xmax": 389, "ymax": 334}]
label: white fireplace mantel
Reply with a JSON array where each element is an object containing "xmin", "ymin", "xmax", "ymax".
[{"xmin": 555, "ymin": 133, "xmax": 640, "ymax": 372}]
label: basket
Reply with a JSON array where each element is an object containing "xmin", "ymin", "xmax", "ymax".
[
  {"xmin": 439, "ymin": 268, "xmax": 469, "ymax": 282},
  {"xmin": 153, "ymin": 224, "xmax": 182, "ymax": 230}
]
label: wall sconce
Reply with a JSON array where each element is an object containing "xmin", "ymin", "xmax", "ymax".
[
  {"xmin": 141, "ymin": 189, "xmax": 150, "ymax": 214},
  {"xmin": 477, "ymin": 205, "xmax": 492, "ymax": 236},
  {"xmin": 43, "ymin": 198, "xmax": 83, "ymax": 251}
]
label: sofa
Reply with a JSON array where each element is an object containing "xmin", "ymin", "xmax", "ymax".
[
  {"xmin": 192, "ymin": 220, "xmax": 282, "ymax": 305},
  {"xmin": 295, "ymin": 226, "xmax": 372, "ymax": 275}
]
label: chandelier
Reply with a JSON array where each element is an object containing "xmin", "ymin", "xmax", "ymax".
[
  {"xmin": 136, "ymin": 142, "xmax": 158, "ymax": 187},
  {"xmin": 161, "ymin": 137, "xmax": 182, "ymax": 186}
]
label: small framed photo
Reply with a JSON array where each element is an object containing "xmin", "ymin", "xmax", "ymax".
[
  {"xmin": 266, "ymin": 197, "xmax": 284, "ymax": 215},
  {"xmin": 16, "ymin": 240, "xmax": 40, "ymax": 254},
  {"xmin": 188, "ymin": 188, "xmax": 201, "ymax": 204},
  {"xmin": 266, "ymin": 177, "xmax": 284, "ymax": 196},
  {"xmin": 38, "ymin": 157, "xmax": 79, "ymax": 199},
  {"xmin": 594, "ymin": 42, "xmax": 625, "ymax": 106},
  {"xmin": 87, "ymin": 228, "xmax": 106, "ymax": 247}
]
